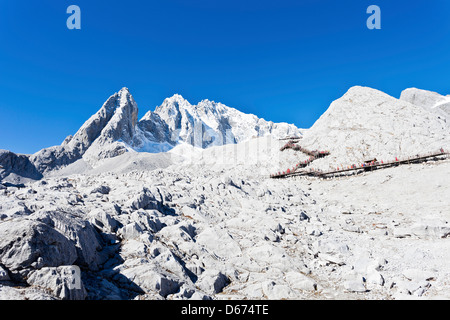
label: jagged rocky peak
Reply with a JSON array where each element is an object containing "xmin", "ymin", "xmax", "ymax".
[
  {"xmin": 148, "ymin": 93, "xmax": 302, "ymax": 148},
  {"xmin": 2, "ymin": 87, "xmax": 302, "ymax": 180},
  {"xmin": 155, "ymin": 93, "xmax": 192, "ymax": 115},
  {"xmin": 96, "ymin": 87, "xmax": 139, "ymax": 143},
  {"xmin": 67, "ymin": 86, "xmax": 138, "ymax": 152},
  {"xmin": 30, "ymin": 87, "xmax": 140, "ymax": 173},
  {"xmin": 80, "ymin": 87, "xmax": 140, "ymax": 164},
  {"xmin": 152, "ymin": 94, "xmax": 191, "ymax": 131}
]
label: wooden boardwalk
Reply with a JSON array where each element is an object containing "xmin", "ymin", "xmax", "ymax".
[
  {"xmin": 271, "ymin": 141, "xmax": 449, "ymax": 179},
  {"xmin": 270, "ymin": 141, "xmax": 331, "ymax": 178}
]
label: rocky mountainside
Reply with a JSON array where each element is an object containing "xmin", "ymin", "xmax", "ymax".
[
  {"xmin": 1, "ymin": 88, "xmax": 301, "ymax": 181},
  {"xmin": 299, "ymin": 86, "xmax": 450, "ymax": 170},
  {"xmin": 1, "ymin": 85, "xmax": 450, "ymax": 301},
  {"xmin": 29, "ymin": 88, "xmax": 139, "ymax": 175},
  {"xmin": 0, "ymin": 150, "xmax": 43, "ymax": 182},
  {"xmin": 1, "ymin": 136, "xmax": 450, "ymax": 300},
  {"xmin": 149, "ymin": 94, "xmax": 301, "ymax": 149}
]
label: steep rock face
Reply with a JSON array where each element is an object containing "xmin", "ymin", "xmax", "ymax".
[
  {"xmin": 0, "ymin": 150, "xmax": 43, "ymax": 182},
  {"xmin": 300, "ymin": 86, "xmax": 450, "ymax": 169},
  {"xmin": 149, "ymin": 94, "xmax": 301, "ymax": 148},
  {"xmin": 82, "ymin": 88, "xmax": 139, "ymax": 164},
  {"xmin": 25, "ymin": 88, "xmax": 301, "ymax": 174},
  {"xmin": 0, "ymin": 220, "xmax": 78, "ymax": 272},
  {"xmin": 31, "ymin": 210, "xmax": 103, "ymax": 271},
  {"xmin": 133, "ymin": 111, "xmax": 175, "ymax": 153},
  {"xmin": 30, "ymin": 88, "xmax": 139, "ymax": 172}
]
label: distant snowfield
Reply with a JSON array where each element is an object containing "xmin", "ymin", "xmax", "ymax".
[
  {"xmin": 49, "ymin": 150, "xmax": 183, "ymax": 177},
  {"xmin": 0, "ymin": 85, "xmax": 449, "ymax": 300},
  {"xmin": 47, "ymin": 135, "xmax": 302, "ymax": 178}
]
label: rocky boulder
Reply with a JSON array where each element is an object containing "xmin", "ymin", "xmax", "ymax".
[
  {"xmin": 27, "ymin": 265, "xmax": 87, "ymax": 300},
  {"xmin": 0, "ymin": 220, "xmax": 78, "ymax": 272}
]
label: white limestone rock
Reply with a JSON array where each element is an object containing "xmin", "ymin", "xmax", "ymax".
[
  {"xmin": 402, "ymin": 269, "xmax": 436, "ymax": 282},
  {"xmin": 196, "ymin": 270, "xmax": 230, "ymax": 295},
  {"xmin": 116, "ymin": 264, "xmax": 180, "ymax": 297},
  {"xmin": 400, "ymin": 87, "xmax": 450, "ymax": 123},
  {"xmin": 196, "ymin": 227, "xmax": 242, "ymax": 260},
  {"xmin": 0, "ymin": 219, "xmax": 78, "ymax": 271},
  {"xmin": 88, "ymin": 208, "xmax": 120, "ymax": 233},
  {"xmin": 343, "ymin": 278, "xmax": 366, "ymax": 293},
  {"xmin": 118, "ymin": 222, "xmax": 144, "ymax": 240},
  {"xmin": 261, "ymin": 281, "xmax": 295, "ymax": 299},
  {"xmin": 27, "ymin": 265, "xmax": 87, "ymax": 300},
  {"xmin": 31, "ymin": 210, "xmax": 103, "ymax": 271},
  {"xmin": 285, "ymin": 272, "xmax": 317, "ymax": 291}
]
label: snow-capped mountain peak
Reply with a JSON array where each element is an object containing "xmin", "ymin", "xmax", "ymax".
[
  {"xmin": 142, "ymin": 93, "xmax": 301, "ymax": 150},
  {"xmin": 27, "ymin": 89, "xmax": 302, "ymax": 172}
]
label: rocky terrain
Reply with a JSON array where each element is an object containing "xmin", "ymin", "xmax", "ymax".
[
  {"xmin": 0, "ymin": 86, "xmax": 449, "ymax": 300},
  {"xmin": 298, "ymin": 86, "xmax": 450, "ymax": 171}
]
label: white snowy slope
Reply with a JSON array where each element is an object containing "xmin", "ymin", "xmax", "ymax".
[
  {"xmin": 181, "ymin": 135, "xmax": 302, "ymax": 177},
  {"xmin": 1, "ymin": 134, "xmax": 449, "ymax": 300},
  {"xmin": 400, "ymin": 87, "xmax": 450, "ymax": 124},
  {"xmin": 298, "ymin": 86, "xmax": 450, "ymax": 170}
]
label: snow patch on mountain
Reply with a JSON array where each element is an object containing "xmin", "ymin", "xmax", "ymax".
[{"xmin": 147, "ymin": 93, "xmax": 302, "ymax": 148}]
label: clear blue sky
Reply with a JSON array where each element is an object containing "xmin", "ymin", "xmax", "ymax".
[{"xmin": 1, "ymin": 0, "xmax": 450, "ymax": 154}]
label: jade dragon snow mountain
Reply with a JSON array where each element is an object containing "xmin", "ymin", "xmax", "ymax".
[{"xmin": 0, "ymin": 86, "xmax": 449, "ymax": 300}]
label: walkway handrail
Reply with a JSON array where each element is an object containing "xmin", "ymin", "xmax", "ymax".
[{"xmin": 271, "ymin": 148, "xmax": 448, "ymax": 179}]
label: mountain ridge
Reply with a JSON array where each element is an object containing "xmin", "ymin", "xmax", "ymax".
[
  {"xmin": 1, "ymin": 85, "xmax": 449, "ymax": 183},
  {"xmin": 299, "ymin": 86, "xmax": 450, "ymax": 170},
  {"xmin": 0, "ymin": 87, "xmax": 302, "ymax": 181}
]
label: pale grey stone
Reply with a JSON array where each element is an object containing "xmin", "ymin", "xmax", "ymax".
[
  {"xmin": 285, "ymin": 272, "xmax": 317, "ymax": 291},
  {"xmin": 196, "ymin": 270, "xmax": 229, "ymax": 294},
  {"xmin": 0, "ymin": 220, "xmax": 77, "ymax": 271},
  {"xmin": 27, "ymin": 265, "xmax": 87, "ymax": 300},
  {"xmin": 31, "ymin": 210, "xmax": 102, "ymax": 271},
  {"xmin": 343, "ymin": 279, "xmax": 366, "ymax": 293}
]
